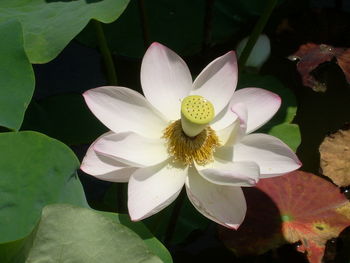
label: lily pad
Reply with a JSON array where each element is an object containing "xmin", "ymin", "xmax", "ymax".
[
  {"xmin": 238, "ymin": 74, "xmax": 301, "ymax": 151},
  {"xmin": 288, "ymin": 43, "xmax": 350, "ymax": 92},
  {"xmin": 0, "ymin": 20, "xmax": 34, "ymax": 131},
  {"xmin": 320, "ymin": 127, "xmax": 350, "ymax": 187},
  {"xmin": 101, "ymin": 211, "xmax": 173, "ymax": 263},
  {"xmin": 26, "ymin": 204, "xmax": 162, "ymax": 263},
  {"xmin": 0, "ymin": 131, "xmax": 88, "ymax": 245},
  {"xmin": 219, "ymin": 171, "xmax": 350, "ymax": 263},
  {"xmin": 0, "ymin": 0, "xmax": 130, "ymax": 63}
]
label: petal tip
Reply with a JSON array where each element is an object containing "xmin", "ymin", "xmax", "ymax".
[
  {"xmin": 224, "ymin": 222, "xmax": 240, "ymax": 230},
  {"xmin": 151, "ymin": 41, "xmax": 161, "ymax": 47},
  {"xmin": 129, "ymin": 215, "xmax": 141, "ymax": 222}
]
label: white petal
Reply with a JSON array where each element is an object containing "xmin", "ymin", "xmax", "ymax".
[
  {"xmin": 80, "ymin": 134, "xmax": 136, "ymax": 182},
  {"xmin": 216, "ymin": 103, "xmax": 247, "ymax": 146},
  {"xmin": 216, "ymin": 120, "xmax": 240, "ymax": 146},
  {"xmin": 233, "ymin": 133, "xmax": 301, "ymax": 178},
  {"xmin": 128, "ymin": 161, "xmax": 187, "ymax": 221},
  {"xmin": 83, "ymin": 86, "xmax": 168, "ymax": 138},
  {"xmin": 93, "ymin": 132, "xmax": 168, "ymax": 167},
  {"xmin": 195, "ymin": 158, "xmax": 259, "ymax": 186},
  {"xmin": 211, "ymin": 98, "xmax": 247, "ymax": 133},
  {"xmin": 186, "ymin": 167, "xmax": 247, "ymax": 229},
  {"xmin": 141, "ymin": 42, "xmax": 192, "ymax": 120},
  {"xmin": 211, "ymin": 105, "xmax": 237, "ymax": 131},
  {"xmin": 230, "ymin": 88, "xmax": 281, "ymax": 133},
  {"xmin": 191, "ymin": 51, "xmax": 238, "ymax": 114}
]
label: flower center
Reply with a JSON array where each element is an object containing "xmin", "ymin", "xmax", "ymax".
[
  {"xmin": 181, "ymin": 95, "xmax": 215, "ymax": 137},
  {"xmin": 163, "ymin": 96, "xmax": 220, "ymax": 166}
]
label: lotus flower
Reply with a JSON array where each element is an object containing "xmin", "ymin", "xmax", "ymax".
[{"xmin": 81, "ymin": 42, "xmax": 301, "ymax": 229}]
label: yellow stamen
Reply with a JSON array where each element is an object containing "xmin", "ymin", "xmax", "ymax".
[{"xmin": 163, "ymin": 120, "xmax": 220, "ymax": 166}]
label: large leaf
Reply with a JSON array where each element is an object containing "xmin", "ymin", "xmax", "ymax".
[
  {"xmin": 26, "ymin": 204, "xmax": 162, "ymax": 263},
  {"xmin": 0, "ymin": 0, "xmax": 130, "ymax": 63},
  {"xmin": 0, "ymin": 131, "xmax": 88, "ymax": 246},
  {"xmin": 238, "ymin": 74, "xmax": 301, "ymax": 151},
  {"xmin": 219, "ymin": 171, "xmax": 350, "ymax": 263},
  {"xmin": 22, "ymin": 94, "xmax": 108, "ymax": 145},
  {"xmin": 101, "ymin": 211, "xmax": 173, "ymax": 263},
  {"xmin": 0, "ymin": 20, "xmax": 34, "ymax": 130}
]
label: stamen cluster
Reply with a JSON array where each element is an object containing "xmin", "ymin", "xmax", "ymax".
[{"xmin": 163, "ymin": 120, "xmax": 220, "ymax": 166}]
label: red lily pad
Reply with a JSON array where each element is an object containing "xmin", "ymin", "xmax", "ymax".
[
  {"xmin": 219, "ymin": 171, "xmax": 350, "ymax": 263},
  {"xmin": 288, "ymin": 43, "xmax": 350, "ymax": 92}
]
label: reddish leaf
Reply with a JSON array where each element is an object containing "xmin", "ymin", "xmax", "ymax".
[
  {"xmin": 219, "ymin": 171, "xmax": 350, "ymax": 263},
  {"xmin": 335, "ymin": 48, "xmax": 350, "ymax": 83},
  {"xmin": 288, "ymin": 43, "xmax": 350, "ymax": 92}
]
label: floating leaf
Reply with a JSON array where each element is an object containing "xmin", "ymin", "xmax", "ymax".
[
  {"xmin": 219, "ymin": 171, "xmax": 350, "ymax": 263},
  {"xmin": 0, "ymin": 131, "xmax": 88, "ymax": 261},
  {"xmin": 101, "ymin": 211, "xmax": 173, "ymax": 263},
  {"xmin": 288, "ymin": 43, "xmax": 350, "ymax": 92},
  {"xmin": 336, "ymin": 48, "xmax": 350, "ymax": 83},
  {"xmin": 0, "ymin": 20, "xmax": 34, "ymax": 130},
  {"xmin": 320, "ymin": 127, "xmax": 350, "ymax": 187},
  {"xmin": 26, "ymin": 204, "xmax": 162, "ymax": 263},
  {"xmin": 238, "ymin": 74, "xmax": 301, "ymax": 151},
  {"xmin": 0, "ymin": 0, "xmax": 130, "ymax": 63}
]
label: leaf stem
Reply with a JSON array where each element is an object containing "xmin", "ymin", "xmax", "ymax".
[
  {"xmin": 93, "ymin": 20, "xmax": 118, "ymax": 85},
  {"xmin": 202, "ymin": 0, "xmax": 215, "ymax": 54},
  {"xmin": 238, "ymin": 0, "xmax": 278, "ymax": 69},
  {"xmin": 164, "ymin": 187, "xmax": 186, "ymax": 246},
  {"xmin": 138, "ymin": 0, "xmax": 150, "ymax": 48}
]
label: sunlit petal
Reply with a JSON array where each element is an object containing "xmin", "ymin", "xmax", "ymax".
[
  {"xmin": 186, "ymin": 167, "xmax": 247, "ymax": 229},
  {"xmin": 141, "ymin": 42, "xmax": 192, "ymax": 120},
  {"xmin": 83, "ymin": 86, "xmax": 168, "ymax": 138},
  {"xmin": 128, "ymin": 161, "xmax": 187, "ymax": 221}
]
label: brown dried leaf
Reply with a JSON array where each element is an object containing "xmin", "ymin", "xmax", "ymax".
[{"xmin": 320, "ymin": 127, "xmax": 350, "ymax": 187}]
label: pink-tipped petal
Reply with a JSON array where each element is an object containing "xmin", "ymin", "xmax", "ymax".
[
  {"xmin": 141, "ymin": 42, "xmax": 192, "ymax": 120},
  {"xmin": 186, "ymin": 167, "xmax": 247, "ymax": 229},
  {"xmin": 128, "ymin": 161, "xmax": 187, "ymax": 221},
  {"xmin": 191, "ymin": 51, "xmax": 238, "ymax": 114},
  {"xmin": 80, "ymin": 133, "xmax": 136, "ymax": 182},
  {"xmin": 93, "ymin": 132, "xmax": 168, "ymax": 167},
  {"xmin": 195, "ymin": 158, "xmax": 259, "ymax": 187},
  {"xmin": 230, "ymin": 88, "xmax": 281, "ymax": 133},
  {"xmin": 233, "ymin": 133, "xmax": 301, "ymax": 178},
  {"xmin": 83, "ymin": 86, "xmax": 168, "ymax": 138}
]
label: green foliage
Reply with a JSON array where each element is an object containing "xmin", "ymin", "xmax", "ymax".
[
  {"xmin": 238, "ymin": 74, "xmax": 301, "ymax": 151},
  {"xmin": 101, "ymin": 211, "xmax": 173, "ymax": 263},
  {"xmin": 0, "ymin": 131, "xmax": 88, "ymax": 261},
  {"xmin": 25, "ymin": 204, "xmax": 163, "ymax": 263},
  {"xmin": 0, "ymin": 0, "xmax": 130, "ymax": 63},
  {"xmin": 0, "ymin": 20, "xmax": 34, "ymax": 131},
  {"xmin": 78, "ymin": 0, "xmax": 281, "ymax": 58},
  {"xmin": 143, "ymin": 197, "xmax": 210, "ymax": 245}
]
